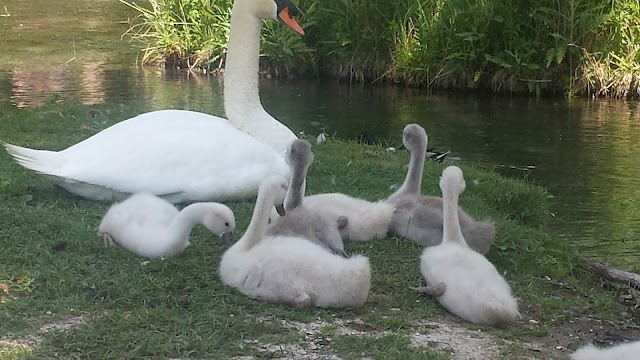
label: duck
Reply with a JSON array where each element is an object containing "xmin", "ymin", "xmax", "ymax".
[
  {"xmin": 571, "ymin": 340, "xmax": 640, "ymax": 360},
  {"xmin": 360, "ymin": 131, "xmax": 449, "ymax": 161},
  {"xmin": 219, "ymin": 176, "xmax": 371, "ymax": 308},
  {"xmin": 3, "ymin": 0, "xmax": 305, "ymax": 203},
  {"xmin": 386, "ymin": 124, "xmax": 495, "ymax": 255},
  {"xmin": 413, "ymin": 166, "xmax": 520, "ymax": 325},
  {"xmin": 98, "ymin": 193, "xmax": 235, "ymax": 258},
  {"xmin": 265, "ymin": 139, "xmax": 348, "ymax": 257}
]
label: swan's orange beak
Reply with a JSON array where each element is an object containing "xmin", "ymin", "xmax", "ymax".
[{"xmin": 278, "ymin": 7, "xmax": 305, "ymax": 36}]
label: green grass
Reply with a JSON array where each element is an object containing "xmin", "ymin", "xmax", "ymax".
[{"xmin": 0, "ymin": 102, "xmax": 636, "ymax": 359}]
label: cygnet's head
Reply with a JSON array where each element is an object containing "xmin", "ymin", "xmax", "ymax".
[
  {"xmin": 286, "ymin": 139, "xmax": 314, "ymax": 170},
  {"xmin": 246, "ymin": 0, "xmax": 304, "ymax": 35},
  {"xmin": 402, "ymin": 124, "xmax": 428, "ymax": 152},
  {"xmin": 260, "ymin": 175, "xmax": 289, "ymax": 216},
  {"xmin": 439, "ymin": 166, "xmax": 466, "ymax": 196},
  {"xmin": 202, "ymin": 204, "xmax": 236, "ymax": 246}
]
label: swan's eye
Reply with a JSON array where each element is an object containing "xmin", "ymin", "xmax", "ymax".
[{"xmin": 225, "ymin": 222, "xmax": 229, "ymax": 227}]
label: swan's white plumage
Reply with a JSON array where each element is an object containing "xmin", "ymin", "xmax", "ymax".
[
  {"xmin": 419, "ymin": 166, "xmax": 519, "ymax": 325},
  {"xmin": 222, "ymin": 236, "xmax": 371, "ymax": 308},
  {"xmin": 4, "ymin": 0, "xmax": 302, "ymax": 202},
  {"xmin": 302, "ymin": 193, "xmax": 394, "ymax": 242},
  {"xmin": 223, "ymin": 0, "xmax": 298, "ymax": 155},
  {"xmin": 99, "ymin": 192, "xmax": 235, "ymax": 258},
  {"xmin": 6, "ymin": 111, "xmax": 290, "ymax": 202},
  {"xmin": 570, "ymin": 341, "xmax": 640, "ymax": 360},
  {"xmin": 220, "ymin": 176, "xmax": 371, "ymax": 308}
]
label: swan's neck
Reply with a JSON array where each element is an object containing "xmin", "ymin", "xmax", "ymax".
[
  {"xmin": 224, "ymin": 3, "xmax": 263, "ymax": 126},
  {"xmin": 165, "ymin": 203, "xmax": 209, "ymax": 250},
  {"xmin": 223, "ymin": 2, "xmax": 297, "ymax": 155},
  {"xmin": 284, "ymin": 163, "xmax": 309, "ymax": 211},
  {"xmin": 442, "ymin": 189, "xmax": 466, "ymax": 246},
  {"xmin": 238, "ymin": 189, "xmax": 277, "ymax": 252},
  {"xmin": 393, "ymin": 142, "xmax": 427, "ymax": 198}
]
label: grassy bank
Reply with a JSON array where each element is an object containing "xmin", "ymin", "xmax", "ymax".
[
  {"xmin": 0, "ymin": 103, "xmax": 639, "ymax": 359},
  {"xmin": 121, "ymin": 0, "xmax": 640, "ymax": 98}
]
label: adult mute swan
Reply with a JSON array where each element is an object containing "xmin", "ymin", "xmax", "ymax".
[
  {"xmin": 220, "ymin": 176, "xmax": 371, "ymax": 308},
  {"xmin": 414, "ymin": 166, "xmax": 520, "ymax": 325},
  {"xmin": 99, "ymin": 193, "xmax": 235, "ymax": 258},
  {"xmin": 571, "ymin": 340, "xmax": 640, "ymax": 360},
  {"xmin": 386, "ymin": 124, "xmax": 495, "ymax": 255},
  {"xmin": 3, "ymin": 0, "xmax": 304, "ymax": 203},
  {"xmin": 265, "ymin": 139, "xmax": 348, "ymax": 257}
]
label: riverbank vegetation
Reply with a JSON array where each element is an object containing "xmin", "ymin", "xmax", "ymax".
[
  {"xmin": 1, "ymin": 102, "xmax": 639, "ymax": 358},
  {"xmin": 120, "ymin": 0, "xmax": 640, "ymax": 98}
]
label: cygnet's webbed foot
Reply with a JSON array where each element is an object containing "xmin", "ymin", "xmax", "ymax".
[
  {"xmin": 410, "ymin": 282, "xmax": 446, "ymax": 297},
  {"xmin": 292, "ymin": 292, "xmax": 312, "ymax": 309},
  {"xmin": 336, "ymin": 215, "xmax": 349, "ymax": 230},
  {"xmin": 100, "ymin": 232, "xmax": 116, "ymax": 247}
]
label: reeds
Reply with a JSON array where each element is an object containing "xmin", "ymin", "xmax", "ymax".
[{"xmin": 120, "ymin": 0, "xmax": 640, "ymax": 97}]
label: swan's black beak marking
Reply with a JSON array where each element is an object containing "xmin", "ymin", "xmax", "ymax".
[{"xmin": 275, "ymin": 0, "xmax": 304, "ymax": 36}]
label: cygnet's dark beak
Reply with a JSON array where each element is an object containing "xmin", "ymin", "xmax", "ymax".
[
  {"xmin": 275, "ymin": 203, "xmax": 286, "ymax": 217},
  {"xmin": 221, "ymin": 232, "xmax": 234, "ymax": 246}
]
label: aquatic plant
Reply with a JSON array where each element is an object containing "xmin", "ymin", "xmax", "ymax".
[
  {"xmin": 120, "ymin": 0, "xmax": 232, "ymax": 70},
  {"xmin": 120, "ymin": 0, "xmax": 640, "ymax": 97},
  {"xmin": 120, "ymin": 0, "xmax": 314, "ymax": 75}
]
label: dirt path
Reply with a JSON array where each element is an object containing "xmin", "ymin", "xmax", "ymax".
[{"xmin": 2, "ymin": 307, "xmax": 638, "ymax": 359}]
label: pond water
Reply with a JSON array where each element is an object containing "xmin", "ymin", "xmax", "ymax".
[{"xmin": 1, "ymin": 0, "xmax": 639, "ymax": 271}]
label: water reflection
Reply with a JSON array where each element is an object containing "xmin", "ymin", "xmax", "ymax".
[
  {"xmin": 1, "ymin": 0, "xmax": 639, "ymax": 271},
  {"xmin": 8, "ymin": 61, "xmax": 112, "ymax": 107}
]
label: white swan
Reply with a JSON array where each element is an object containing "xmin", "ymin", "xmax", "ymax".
[
  {"xmin": 3, "ymin": 0, "xmax": 304, "ymax": 203},
  {"xmin": 265, "ymin": 139, "xmax": 348, "ymax": 257},
  {"xmin": 386, "ymin": 124, "xmax": 495, "ymax": 255},
  {"xmin": 99, "ymin": 193, "xmax": 235, "ymax": 258},
  {"xmin": 571, "ymin": 340, "xmax": 640, "ymax": 360},
  {"xmin": 415, "ymin": 166, "xmax": 520, "ymax": 325},
  {"xmin": 220, "ymin": 176, "xmax": 371, "ymax": 308}
]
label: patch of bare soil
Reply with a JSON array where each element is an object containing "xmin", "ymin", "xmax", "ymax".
[
  {"xmin": 513, "ymin": 299, "xmax": 640, "ymax": 359},
  {"xmin": 235, "ymin": 317, "xmax": 382, "ymax": 360},
  {"xmin": 410, "ymin": 317, "xmax": 502, "ymax": 359},
  {"xmin": 236, "ymin": 315, "xmax": 511, "ymax": 360},
  {"xmin": 235, "ymin": 294, "xmax": 640, "ymax": 360},
  {"xmin": 0, "ymin": 315, "xmax": 88, "ymax": 350}
]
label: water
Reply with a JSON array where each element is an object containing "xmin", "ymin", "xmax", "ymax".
[{"xmin": 2, "ymin": 0, "xmax": 639, "ymax": 271}]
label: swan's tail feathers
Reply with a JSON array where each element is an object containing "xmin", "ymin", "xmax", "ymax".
[{"xmin": 4, "ymin": 143, "xmax": 63, "ymax": 176}]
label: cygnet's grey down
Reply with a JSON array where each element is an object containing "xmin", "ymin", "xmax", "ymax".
[
  {"xmin": 386, "ymin": 124, "xmax": 495, "ymax": 255},
  {"xmin": 266, "ymin": 139, "xmax": 348, "ymax": 257}
]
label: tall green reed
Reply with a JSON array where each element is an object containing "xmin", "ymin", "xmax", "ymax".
[
  {"xmin": 120, "ymin": 0, "xmax": 640, "ymax": 97},
  {"xmin": 120, "ymin": 0, "xmax": 313, "ymax": 75}
]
